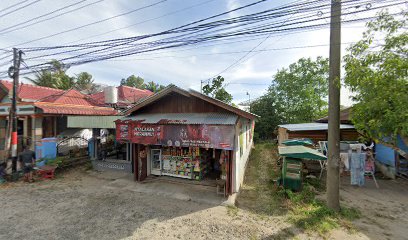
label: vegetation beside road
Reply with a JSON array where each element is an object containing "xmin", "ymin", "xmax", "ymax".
[{"xmin": 238, "ymin": 143, "xmax": 361, "ymax": 238}]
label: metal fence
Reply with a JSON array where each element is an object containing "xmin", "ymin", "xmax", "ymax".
[{"xmin": 57, "ymin": 137, "xmax": 89, "ymax": 157}]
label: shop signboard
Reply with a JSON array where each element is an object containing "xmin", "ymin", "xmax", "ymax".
[
  {"xmin": 131, "ymin": 123, "xmax": 162, "ymax": 145},
  {"xmin": 161, "ymin": 125, "xmax": 235, "ymax": 150},
  {"xmin": 116, "ymin": 121, "xmax": 235, "ymax": 150},
  {"xmin": 116, "ymin": 120, "xmax": 130, "ymax": 141}
]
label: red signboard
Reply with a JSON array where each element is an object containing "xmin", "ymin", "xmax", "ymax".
[
  {"xmin": 161, "ymin": 125, "xmax": 235, "ymax": 150},
  {"xmin": 116, "ymin": 121, "xmax": 235, "ymax": 150},
  {"xmin": 116, "ymin": 120, "xmax": 130, "ymax": 141},
  {"xmin": 131, "ymin": 123, "xmax": 162, "ymax": 145}
]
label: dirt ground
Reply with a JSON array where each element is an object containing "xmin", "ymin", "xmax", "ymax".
[{"xmin": 1, "ymin": 144, "xmax": 407, "ymax": 240}]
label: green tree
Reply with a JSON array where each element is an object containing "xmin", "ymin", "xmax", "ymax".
[
  {"xmin": 120, "ymin": 75, "xmax": 146, "ymax": 89},
  {"xmin": 271, "ymin": 57, "xmax": 329, "ymax": 123},
  {"xmin": 344, "ymin": 11, "xmax": 408, "ymax": 150},
  {"xmin": 202, "ymin": 76, "xmax": 233, "ymax": 104},
  {"xmin": 250, "ymin": 93, "xmax": 285, "ymax": 140},
  {"xmin": 74, "ymin": 72, "xmax": 100, "ymax": 94},
  {"xmin": 145, "ymin": 81, "xmax": 166, "ymax": 93},
  {"xmin": 26, "ymin": 60, "xmax": 75, "ymax": 90}
]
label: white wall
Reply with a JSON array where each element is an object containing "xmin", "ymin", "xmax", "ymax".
[{"xmin": 233, "ymin": 118, "xmax": 254, "ymax": 193}]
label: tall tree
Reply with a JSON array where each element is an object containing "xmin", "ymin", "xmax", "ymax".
[
  {"xmin": 271, "ymin": 57, "xmax": 329, "ymax": 123},
  {"xmin": 145, "ymin": 81, "xmax": 166, "ymax": 93},
  {"xmin": 250, "ymin": 93, "xmax": 285, "ymax": 141},
  {"xmin": 249, "ymin": 57, "xmax": 329, "ymax": 140},
  {"xmin": 74, "ymin": 72, "xmax": 100, "ymax": 94},
  {"xmin": 344, "ymin": 11, "xmax": 408, "ymax": 151},
  {"xmin": 202, "ymin": 76, "xmax": 233, "ymax": 104},
  {"xmin": 25, "ymin": 60, "xmax": 75, "ymax": 90},
  {"xmin": 120, "ymin": 75, "xmax": 146, "ymax": 89}
]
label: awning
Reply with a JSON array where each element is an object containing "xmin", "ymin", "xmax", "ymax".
[
  {"xmin": 120, "ymin": 113, "xmax": 238, "ymax": 125},
  {"xmin": 68, "ymin": 116, "xmax": 122, "ymax": 129},
  {"xmin": 282, "ymin": 139, "xmax": 314, "ymax": 146},
  {"xmin": 278, "ymin": 146, "xmax": 327, "ymax": 161}
]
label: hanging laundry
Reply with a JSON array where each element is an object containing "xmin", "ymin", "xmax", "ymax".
[{"xmin": 350, "ymin": 152, "xmax": 366, "ymax": 186}]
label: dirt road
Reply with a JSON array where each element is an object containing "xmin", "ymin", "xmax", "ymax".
[{"xmin": 1, "ymin": 144, "xmax": 407, "ymax": 240}]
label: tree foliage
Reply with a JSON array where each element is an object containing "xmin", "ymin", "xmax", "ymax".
[
  {"xmin": 74, "ymin": 72, "xmax": 101, "ymax": 94},
  {"xmin": 26, "ymin": 60, "xmax": 75, "ymax": 90},
  {"xmin": 120, "ymin": 75, "xmax": 146, "ymax": 89},
  {"xmin": 251, "ymin": 57, "xmax": 329, "ymax": 140},
  {"xmin": 344, "ymin": 11, "xmax": 408, "ymax": 145},
  {"xmin": 272, "ymin": 57, "xmax": 329, "ymax": 123},
  {"xmin": 202, "ymin": 76, "xmax": 233, "ymax": 104},
  {"xmin": 145, "ymin": 81, "xmax": 166, "ymax": 93}
]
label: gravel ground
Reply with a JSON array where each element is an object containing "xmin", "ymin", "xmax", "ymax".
[
  {"xmin": 0, "ymin": 168, "xmax": 293, "ymax": 240},
  {"xmin": 1, "ymin": 149, "xmax": 407, "ymax": 239}
]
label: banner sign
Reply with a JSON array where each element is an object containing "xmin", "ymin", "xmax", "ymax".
[
  {"xmin": 116, "ymin": 121, "xmax": 235, "ymax": 150},
  {"xmin": 131, "ymin": 123, "xmax": 162, "ymax": 145},
  {"xmin": 161, "ymin": 125, "xmax": 235, "ymax": 150},
  {"xmin": 116, "ymin": 121, "xmax": 130, "ymax": 141}
]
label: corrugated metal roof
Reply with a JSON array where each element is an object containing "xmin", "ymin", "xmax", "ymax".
[
  {"xmin": 68, "ymin": 116, "xmax": 121, "ymax": 129},
  {"xmin": 35, "ymin": 103, "xmax": 118, "ymax": 116},
  {"xmin": 121, "ymin": 113, "xmax": 238, "ymax": 125},
  {"xmin": 278, "ymin": 123, "xmax": 355, "ymax": 131}
]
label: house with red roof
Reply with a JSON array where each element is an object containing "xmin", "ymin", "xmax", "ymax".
[{"xmin": 0, "ymin": 80, "xmax": 152, "ymax": 160}]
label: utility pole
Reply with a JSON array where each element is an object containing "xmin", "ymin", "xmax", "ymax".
[
  {"xmin": 246, "ymin": 91, "xmax": 251, "ymax": 112},
  {"xmin": 8, "ymin": 48, "xmax": 22, "ymax": 173},
  {"xmin": 326, "ymin": 0, "xmax": 341, "ymax": 211}
]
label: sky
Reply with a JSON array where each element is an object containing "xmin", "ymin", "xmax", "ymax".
[{"xmin": 0, "ymin": 0, "xmax": 405, "ymax": 106}]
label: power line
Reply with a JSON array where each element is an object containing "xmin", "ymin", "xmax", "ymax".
[
  {"xmin": 0, "ymin": 0, "xmax": 88, "ymax": 35},
  {"xmin": 1, "ymin": 0, "xmax": 404, "ymax": 77},
  {"xmin": 0, "ymin": 0, "xmax": 30, "ymax": 14},
  {"xmin": 7, "ymin": 0, "xmax": 168, "ymax": 48},
  {"xmin": 0, "ymin": 0, "xmax": 105, "ymax": 37},
  {"xmin": 64, "ymin": 0, "xmax": 219, "ymax": 45},
  {"xmin": 0, "ymin": 0, "xmax": 42, "ymax": 18}
]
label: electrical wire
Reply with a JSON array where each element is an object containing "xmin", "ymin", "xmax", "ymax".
[
  {"xmin": 0, "ymin": 0, "xmax": 30, "ymax": 14},
  {"xmin": 1, "ymin": 0, "xmax": 405, "ymax": 78},
  {"xmin": 6, "ymin": 0, "xmax": 168, "ymax": 48},
  {"xmin": 0, "ymin": 0, "xmax": 42, "ymax": 18},
  {"xmin": 0, "ymin": 0, "xmax": 105, "ymax": 37},
  {"xmin": 64, "ymin": 0, "xmax": 219, "ymax": 45},
  {"xmin": 0, "ymin": 0, "xmax": 88, "ymax": 35}
]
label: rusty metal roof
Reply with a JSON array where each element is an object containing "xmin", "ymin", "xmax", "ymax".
[
  {"xmin": 121, "ymin": 113, "xmax": 238, "ymax": 125},
  {"xmin": 278, "ymin": 123, "xmax": 355, "ymax": 131}
]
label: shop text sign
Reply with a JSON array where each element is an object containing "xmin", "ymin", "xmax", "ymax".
[
  {"xmin": 131, "ymin": 124, "xmax": 161, "ymax": 144},
  {"xmin": 116, "ymin": 122, "xmax": 235, "ymax": 150}
]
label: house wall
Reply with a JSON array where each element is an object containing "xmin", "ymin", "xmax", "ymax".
[
  {"xmin": 233, "ymin": 117, "xmax": 254, "ymax": 193},
  {"xmin": 136, "ymin": 93, "xmax": 232, "ymax": 114},
  {"xmin": 278, "ymin": 127, "xmax": 288, "ymax": 145}
]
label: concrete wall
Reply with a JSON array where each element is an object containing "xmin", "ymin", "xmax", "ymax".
[{"xmin": 233, "ymin": 118, "xmax": 254, "ymax": 193}]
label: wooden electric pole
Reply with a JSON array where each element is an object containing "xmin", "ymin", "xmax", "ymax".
[{"xmin": 326, "ymin": 0, "xmax": 341, "ymax": 211}]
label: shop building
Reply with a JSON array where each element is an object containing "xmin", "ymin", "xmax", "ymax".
[{"xmin": 115, "ymin": 85, "xmax": 256, "ymax": 195}]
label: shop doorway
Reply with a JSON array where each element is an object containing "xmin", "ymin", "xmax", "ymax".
[{"xmin": 151, "ymin": 149, "xmax": 162, "ymax": 175}]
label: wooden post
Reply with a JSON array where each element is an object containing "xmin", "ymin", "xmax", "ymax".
[{"xmin": 326, "ymin": 0, "xmax": 342, "ymax": 211}]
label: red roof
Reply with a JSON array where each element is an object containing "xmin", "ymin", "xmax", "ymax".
[
  {"xmin": 34, "ymin": 103, "xmax": 118, "ymax": 116},
  {"xmin": 90, "ymin": 85, "xmax": 153, "ymax": 105},
  {"xmin": 0, "ymin": 80, "xmax": 64, "ymax": 100},
  {"xmin": 39, "ymin": 89, "xmax": 96, "ymax": 106}
]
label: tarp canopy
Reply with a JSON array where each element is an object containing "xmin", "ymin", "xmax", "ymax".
[
  {"xmin": 278, "ymin": 145, "xmax": 327, "ymax": 161},
  {"xmin": 282, "ymin": 138, "xmax": 314, "ymax": 146}
]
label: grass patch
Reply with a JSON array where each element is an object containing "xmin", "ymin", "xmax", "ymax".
[
  {"xmin": 239, "ymin": 143, "xmax": 361, "ymax": 238},
  {"xmin": 226, "ymin": 205, "xmax": 239, "ymax": 217},
  {"xmin": 285, "ymin": 184, "xmax": 361, "ymax": 238}
]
